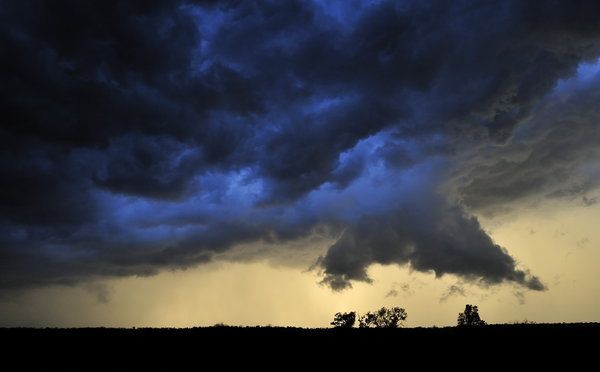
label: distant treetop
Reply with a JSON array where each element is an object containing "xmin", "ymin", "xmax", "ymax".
[
  {"xmin": 331, "ymin": 307, "xmax": 407, "ymax": 329},
  {"xmin": 358, "ymin": 307, "xmax": 407, "ymax": 329},
  {"xmin": 457, "ymin": 304, "xmax": 487, "ymax": 327},
  {"xmin": 331, "ymin": 312, "xmax": 356, "ymax": 328}
]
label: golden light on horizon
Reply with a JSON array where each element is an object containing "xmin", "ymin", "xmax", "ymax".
[{"xmin": 2, "ymin": 201, "xmax": 598, "ymax": 328}]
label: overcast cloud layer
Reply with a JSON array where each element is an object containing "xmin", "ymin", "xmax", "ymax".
[{"xmin": 2, "ymin": 0, "xmax": 600, "ymax": 292}]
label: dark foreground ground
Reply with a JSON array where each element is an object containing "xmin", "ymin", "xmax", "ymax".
[{"xmin": 2, "ymin": 323, "xmax": 599, "ymax": 367}]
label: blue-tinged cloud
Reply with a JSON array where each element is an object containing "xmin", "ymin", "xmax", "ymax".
[{"xmin": 2, "ymin": 0, "xmax": 600, "ymax": 292}]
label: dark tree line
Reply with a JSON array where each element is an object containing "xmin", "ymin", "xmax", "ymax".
[
  {"xmin": 331, "ymin": 307, "xmax": 407, "ymax": 329},
  {"xmin": 331, "ymin": 304, "xmax": 486, "ymax": 328}
]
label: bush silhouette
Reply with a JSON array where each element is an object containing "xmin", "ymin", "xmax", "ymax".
[
  {"xmin": 358, "ymin": 307, "xmax": 407, "ymax": 328},
  {"xmin": 457, "ymin": 304, "xmax": 487, "ymax": 326},
  {"xmin": 331, "ymin": 312, "xmax": 356, "ymax": 328}
]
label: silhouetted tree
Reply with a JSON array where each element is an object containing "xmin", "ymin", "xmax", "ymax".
[
  {"xmin": 457, "ymin": 304, "xmax": 487, "ymax": 326},
  {"xmin": 358, "ymin": 307, "xmax": 407, "ymax": 328},
  {"xmin": 331, "ymin": 312, "xmax": 356, "ymax": 328}
]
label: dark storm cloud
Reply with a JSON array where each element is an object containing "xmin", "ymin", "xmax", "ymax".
[
  {"xmin": 92, "ymin": 135, "xmax": 204, "ymax": 200},
  {"xmin": 318, "ymin": 195, "xmax": 545, "ymax": 291},
  {"xmin": 454, "ymin": 71, "xmax": 600, "ymax": 214},
  {"xmin": 2, "ymin": 0, "xmax": 600, "ymax": 292}
]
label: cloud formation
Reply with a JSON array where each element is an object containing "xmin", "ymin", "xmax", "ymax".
[
  {"xmin": 453, "ymin": 68, "xmax": 600, "ymax": 215},
  {"xmin": 2, "ymin": 0, "xmax": 600, "ymax": 292},
  {"xmin": 440, "ymin": 285, "xmax": 468, "ymax": 303}
]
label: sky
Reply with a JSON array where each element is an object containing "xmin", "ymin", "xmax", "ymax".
[{"xmin": 1, "ymin": 0, "xmax": 600, "ymax": 327}]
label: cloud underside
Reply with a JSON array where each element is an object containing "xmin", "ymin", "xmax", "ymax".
[
  {"xmin": 2, "ymin": 0, "xmax": 600, "ymax": 292},
  {"xmin": 319, "ymin": 199, "xmax": 545, "ymax": 291}
]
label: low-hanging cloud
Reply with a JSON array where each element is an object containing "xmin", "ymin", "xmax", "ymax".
[
  {"xmin": 318, "ymin": 193, "xmax": 545, "ymax": 291},
  {"xmin": 2, "ymin": 0, "xmax": 600, "ymax": 293}
]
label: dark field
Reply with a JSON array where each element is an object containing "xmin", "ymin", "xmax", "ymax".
[{"xmin": 2, "ymin": 323, "xmax": 598, "ymax": 367}]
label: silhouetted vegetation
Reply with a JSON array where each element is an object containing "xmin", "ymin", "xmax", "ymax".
[
  {"xmin": 2, "ymin": 322, "xmax": 598, "ymax": 367},
  {"xmin": 511, "ymin": 319, "xmax": 537, "ymax": 325},
  {"xmin": 457, "ymin": 304, "xmax": 486, "ymax": 326},
  {"xmin": 331, "ymin": 312, "xmax": 356, "ymax": 328},
  {"xmin": 4, "ymin": 303, "xmax": 599, "ymax": 369},
  {"xmin": 358, "ymin": 307, "xmax": 407, "ymax": 328}
]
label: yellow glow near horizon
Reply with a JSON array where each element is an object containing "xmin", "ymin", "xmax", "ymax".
[{"xmin": 1, "ymin": 201, "xmax": 599, "ymax": 328}]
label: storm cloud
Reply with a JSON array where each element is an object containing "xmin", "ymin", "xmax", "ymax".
[{"xmin": 2, "ymin": 0, "xmax": 600, "ymax": 292}]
